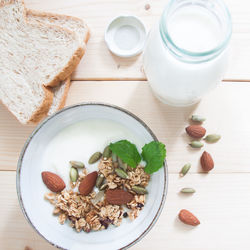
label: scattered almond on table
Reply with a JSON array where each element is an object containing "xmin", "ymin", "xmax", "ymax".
[
  {"xmin": 179, "ymin": 115, "xmax": 221, "ymax": 225},
  {"xmin": 179, "ymin": 209, "xmax": 200, "ymax": 226}
]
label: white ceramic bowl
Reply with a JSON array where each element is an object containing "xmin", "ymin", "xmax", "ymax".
[{"xmin": 16, "ymin": 103, "xmax": 167, "ymax": 250}]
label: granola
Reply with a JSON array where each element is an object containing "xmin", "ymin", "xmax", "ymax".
[{"xmin": 44, "ymin": 157, "xmax": 150, "ymax": 233}]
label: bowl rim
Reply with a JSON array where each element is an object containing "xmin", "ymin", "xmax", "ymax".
[{"xmin": 16, "ymin": 102, "xmax": 168, "ymax": 250}]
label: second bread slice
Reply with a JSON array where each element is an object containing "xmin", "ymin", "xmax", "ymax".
[
  {"xmin": 26, "ymin": 9, "xmax": 90, "ymax": 116},
  {"xmin": 0, "ymin": 1, "xmax": 84, "ymax": 123}
]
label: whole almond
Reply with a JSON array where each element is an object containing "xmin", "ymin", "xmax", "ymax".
[
  {"xmin": 185, "ymin": 125, "xmax": 206, "ymax": 139},
  {"xmin": 106, "ymin": 189, "xmax": 134, "ymax": 205},
  {"xmin": 41, "ymin": 171, "xmax": 65, "ymax": 192},
  {"xmin": 79, "ymin": 171, "xmax": 98, "ymax": 196},
  {"xmin": 178, "ymin": 209, "xmax": 200, "ymax": 226},
  {"xmin": 200, "ymin": 151, "xmax": 214, "ymax": 171}
]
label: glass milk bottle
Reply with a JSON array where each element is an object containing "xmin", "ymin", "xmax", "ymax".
[{"xmin": 143, "ymin": 0, "xmax": 232, "ymax": 106}]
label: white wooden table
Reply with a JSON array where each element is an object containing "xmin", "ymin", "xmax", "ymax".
[{"xmin": 1, "ymin": 1, "xmax": 250, "ymax": 249}]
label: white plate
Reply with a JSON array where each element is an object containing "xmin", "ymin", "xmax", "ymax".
[{"xmin": 16, "ymin": 103, "xmax": 168, "ymax": 250}]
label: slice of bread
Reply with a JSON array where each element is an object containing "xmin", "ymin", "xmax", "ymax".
[
  {"xmin": 48, "ymin": 78, "xmax": 71, "ymax": 116},
  {"xmin": 0, "ymin": 0, "xmax": 84, "ymax": 123},
  {"xmin": 26, "ymin": 10, "xmax": 90, "ymax": 45},
  {"xmin": 26, "ymin": 10, "xmax": 90, "ymax": 115}
]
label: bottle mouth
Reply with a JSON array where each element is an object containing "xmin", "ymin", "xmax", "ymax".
[{"xmin": 160, "ymin": 0, "xmax": 232, "ymax": 62}]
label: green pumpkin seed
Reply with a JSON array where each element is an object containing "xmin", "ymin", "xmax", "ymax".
[
  {"xmin": 88, "ymin": 152, "xmax": 102, "ymax": 164},
  {"xmin": 118, "ymin": 157, "xmax": 128, "ymax": 171},
  {"xmin": 103, "ymin": 146, "xmax": 111, "ymax": 159},
  {"xmin": 191, "ymin": 115, "xmax": 206, "ymax": 123},
  {"xmin": 204, "ymin": 134, "xmax": 221, "ymax": 143},
  {"xmin": 115, "ymin": 168, "xmax": 128, "ymax": 179},
  {"xmin": 96, "ymin": 174, "xmax": 105, "ymax": 188},
  {"xmin": 112, "ymin": 153, "xmax": 118, "ymax": 162},
  {"xmin": 180, "ymin": 163, "xmax": 191, "ymax": 177},
  {"xmin": 180, "ymin": 187, "xmax": 196, "ymax": 193},
  {"xmin": 99, "ymin": 183, "xmax": 108, "ymax": 191},
  {"xmin": 92, "ymin": 191, "xmax": 104, "ymax": 205},
  {"xmin": 189, "ymin": 140, "xmax": 204, "ymax": 148},
  {"xmin": 70, "ymin": 167, "xmax": 78, "ymax": 182},
  {"xmin": 69, "ymin": 160, "xmax": 85, "ymax": 168},
  {"xmin": 131, "ymin": 185, "xmax": 148, "ymax": 194}
]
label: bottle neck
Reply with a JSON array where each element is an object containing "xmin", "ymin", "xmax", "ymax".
[{"xmin": 159, "ymin": 0, "xmax": 232, "ymax": 63}]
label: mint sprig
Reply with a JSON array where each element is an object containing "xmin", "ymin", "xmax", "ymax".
[
  {"xmin": 109, "ymin": 140, "xmax": 166, "ymax": 174},
  {"xmin": 142, "ymin": 141, "xmax": 166, "ymax": 174},
  {"xmin": 109, "ymin": 140, "xmax": 141, "ymax": 168}
]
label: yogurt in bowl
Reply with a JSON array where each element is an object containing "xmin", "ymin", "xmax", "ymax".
[
  {"xmin": 17, "ymin": 103, "xmax": 167, "ymax": 250},
  {"xmin": 43, "ymin": 119, "xmax": 145, "ymax": 188}
]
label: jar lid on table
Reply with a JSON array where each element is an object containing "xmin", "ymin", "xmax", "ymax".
[{"xmin": 105, "ymin": 15, "xmax": 147, "ymax": 58}]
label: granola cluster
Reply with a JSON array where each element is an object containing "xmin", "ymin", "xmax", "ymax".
[{"xmin": 44, "ymin": 158, "xmax": 150, "ymax": 233}]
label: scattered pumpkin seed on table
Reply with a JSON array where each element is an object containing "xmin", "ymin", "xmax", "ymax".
[
  {"xmin": 180, "ymin": 188, "xmax": 196, "ymax": 193},
  {"xmin": 88, "ymin": 152, "xmax": 102, "ymax": 164},
  {"xmin": 180, "ymin": 163, "xmax": 191, "ymax": 177},
  {"xmin": 204, "ymin": 134, "xmax": 221, "ymax": 143},
  {"xmin": 191, "ymin": 115, "xmax": 206, "ymax": 123},
  {"xmin": 189, "ymin": 140, "xmax": 204, "ymax": 148}
]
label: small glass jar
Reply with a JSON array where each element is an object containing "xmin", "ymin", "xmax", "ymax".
[{"xmin": 143, "ymin": 0, "xmax": 232, "ymax": 106}]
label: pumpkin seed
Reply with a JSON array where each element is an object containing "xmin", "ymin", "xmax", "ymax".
[
  {"xmin": 92, "ymin": 191, "xmax": 104, "ymax": 205},
  {"xmin": 113, "ymin": 161, "xmax": 119, "ymax": 169},
  {"xmin": 180, "ymin": 187, "xmax": 196, "ymax": 193},
  {"xmin": 204, "ymin": 134, "xmax": 221, "ymax": 143},
  {"xmin": 191, "ymin": 115, "xmax": 206, "ymax": 123},
  {"xmin": 69, "ymin": 160, "xmax": 85, "ymax": 168},
  {"xmin": 118, "ymin": 157, "xmax": 127, "ymax": 171},
  {"xmin": 96, "ymin": 174, "xmax": 105, "ymax": 188},
  {"xmin": 189, "ymin": 140, "xmax": 204, "ymax": 148},
  {"xmin": 180, "ymin": 163, "xmax": 191, "ymax": 177},
  {"xmin": 131, "ymin": 185, "xmax": 148, "ymax": 194},
  {"xmin": 112, "ymin": 153, "xmax": 118, "ymax": 162},
  {"xmin": 99, "ymin": 183, "xmax": 108, "ymax": 191},
  {"xmin": 115, "ymin": 168, "xmax": 128, "ymax": 179},
  {"xmin": 103, "ymin": 146, "xmax": 111, "ymax": 159},
  {"xmin": 88, "ymin": 152, "xmax": 102, "ymax": 164},
  {"xmin": 70, "ymin": 167, "xmax": 78, "ymax": 182}
]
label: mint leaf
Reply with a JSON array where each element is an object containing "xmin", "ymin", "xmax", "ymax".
[
  {"xmin": 142, "ymin": 141, "xmax": 166, "ymax": 174},
  {"xmin": 109, "ymin": 140, "xmax": 141, "ymax": 168}
]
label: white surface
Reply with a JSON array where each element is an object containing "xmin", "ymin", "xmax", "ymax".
[
  {"xmin": 105, "ymin": 15, "xmax": 146, "ymax": 57},
  {"xmin": 18, "ymin": 104, "xmax": 166, "ymax": 250}
]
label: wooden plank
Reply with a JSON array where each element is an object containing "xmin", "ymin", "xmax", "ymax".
[
  {"xmin": 22, "ymin": 0, "xmax": 250, "ymax": 81},
  {"xmin": 1, "ymin": 171, "xmax": 250, "ymax": 250},
  {"xmin": 1, "ymin": 81, "xmax": 250, "ymax": 173}
]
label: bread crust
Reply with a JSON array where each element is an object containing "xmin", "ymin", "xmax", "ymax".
[
  {"xmin": 26, "ymin": 9, "xmax": 90, "ymax": 46},
  {"xmin": 45, "ymin": 45, "xmax": 85, "ymax": 87},
  {"xmin": 56, "ymin": 77, "xmax": 71, "ymax": 111},
  {"xmin": 28, "ymin": 86, "xmax": 53, "ymax": 124},
  {"xmin": 0, "ymin": 85, "xmax": 53, "ymax": 124}
]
